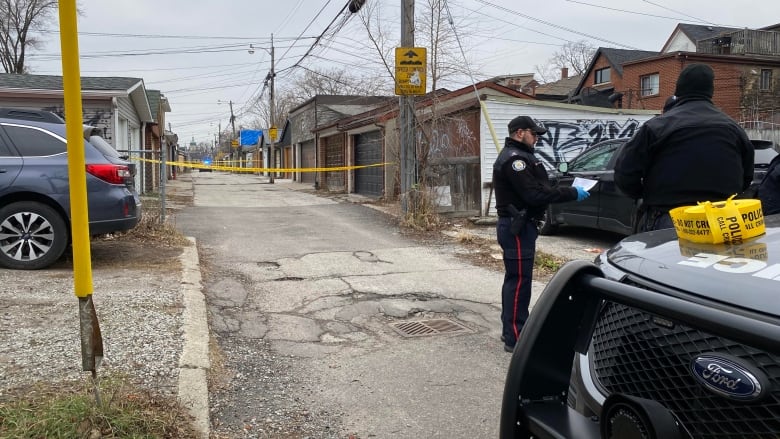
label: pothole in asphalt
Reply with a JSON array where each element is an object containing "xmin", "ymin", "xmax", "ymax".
[
  {"xmin": 273, "ymin": 276, "xmax": 304, "ymax": 281},
  {"xmin": 389, "ymin": 318, "xmax": 474, "ymax": 338},
  {"xmin": 257, "ymin": 261, "xmax": 280, "ymax": 268}
]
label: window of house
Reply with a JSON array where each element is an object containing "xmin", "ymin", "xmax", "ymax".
[
  {"xmin": 640, "ymin": 73, "xmax": 660, "ymax": 96},
  {"xmin": 594, "ymin": 68, "xmax": 611, "ymax": 84},
  {"xmin": 760, "ymin": 69, "xmax": 773, "ymax": 91}
]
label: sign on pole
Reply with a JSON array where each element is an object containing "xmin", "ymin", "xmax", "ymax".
[
  {"xmin": 395, "ymin": 47, "xmax": 427, "ymax": 96},
  {"xmin": 231, "ymin": 139, "xmax": 239, "ymax": 149}
]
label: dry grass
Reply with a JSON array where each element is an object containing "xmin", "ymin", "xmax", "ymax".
[{"xmin": 0, "ymin": 375, "xmax": 199, "ymax": 438}]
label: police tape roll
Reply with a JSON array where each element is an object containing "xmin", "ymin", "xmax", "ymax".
[{"xmin": 669, "ymin": 196, "xmax": 765, "ymax": 244}]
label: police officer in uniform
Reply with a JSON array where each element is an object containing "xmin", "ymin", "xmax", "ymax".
[
  {"xmin": 758, "ymin": 154, "xmax": 780, "ymax": 216},
  {"xmin": 493, "ymin": 116, "xmax": 590, "ymax": 352},
  {"xmin": 615, "ymin": 63, "xmax": 754, "ymax": 232}
]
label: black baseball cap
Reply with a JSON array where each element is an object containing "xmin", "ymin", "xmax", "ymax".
[{"xmin": 508, "ymin": 115, "xmax": 546, "ymax": 135}]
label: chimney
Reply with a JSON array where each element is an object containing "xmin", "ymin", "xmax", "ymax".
[{"xmin": 561, "ymin": 67, "xmax": 569, "ymax": 80}]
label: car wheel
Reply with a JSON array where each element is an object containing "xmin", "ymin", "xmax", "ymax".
[
  {"xmin": 0, "ymin": 201, "xmax": 68, "ymax": 270},
  {"xmin": 538, "ymin": 206, "xmax": 558, "ymax": 235}
]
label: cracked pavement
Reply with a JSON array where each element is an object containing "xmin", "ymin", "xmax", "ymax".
[{"xmin": 172, "ymin": 171, "xmax": 610, "ymax": 438}]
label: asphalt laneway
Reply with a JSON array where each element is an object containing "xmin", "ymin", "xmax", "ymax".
[{"xmin": 173, "ymin": 171, "xmax": 621, "ymax": 438}]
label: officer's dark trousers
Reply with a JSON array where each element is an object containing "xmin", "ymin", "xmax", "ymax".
[
  {"xmin": 635, "ymin": 207, "xmax": 675, "ymax": 233},
  {"xmin": 497, "ymin": 216, "xmax": 537, "ymax": 348}
]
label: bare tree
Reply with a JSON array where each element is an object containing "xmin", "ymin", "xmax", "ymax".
[
  {"xmin": 417, "ymin": 0, "xmax": 480, "ymax": 91},
  {"xmin": 356, "ymin": 0, "xmax": 480, "ymax": 92},
  {"xmin": 535, "ymin": 40, "xmax": 597, "ymax": 83},
  {"xmin": 245, "ymin": 66, "xmax": 389, "ymax": 129},
  {"xmin": 0, "ymin": 0, "xmax": 58, "ymax": 73}
]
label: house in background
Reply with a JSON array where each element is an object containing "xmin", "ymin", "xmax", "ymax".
[
  {"xmin": 533, "ymin": 68, "xmax": 582, "ymax": 102},
  {"xmin": 489, "ymin": 73, "xmax": 539, "ymax": 95},
  {"xmin": 572, "ymin": 23, "xmax": 780, "ymax": 143},
  {"xmin": 145, "ymin": 89, "xmax": 172, "ymax": 192},
  {"xmin": 660, "ymin": 24, "xmax": 739, "ymax": 52},
  {"xmin": 570, "ymin": 48, "xmax": 659, "ymax": 107},
  {"xmin": 0, "ymin": 74, "xmax": 164, "ymax": 192}
]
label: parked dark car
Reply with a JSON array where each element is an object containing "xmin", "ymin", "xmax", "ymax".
[
  {"xmin": 500, "ymin": 213, "xmax": 780, "ymax": 439},
  {"xmin": 0, "ymin": 116, "xmax": 141, "ymax": 269},
  {"xmin": 540, "ymin": 138, "xmax": 779, "ymax": 236}
]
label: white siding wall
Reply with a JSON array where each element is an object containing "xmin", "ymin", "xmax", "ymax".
[
  {"xmin": 663, "ymin": 32, "xmax": 696, "ymax": 52},
  {"xmin": 480, "ymin": 100, "xmax": 658, "ymax": 215},
  {"xmin": 116, "ymin": 96, "xmax": 141, "ymax": 128}
]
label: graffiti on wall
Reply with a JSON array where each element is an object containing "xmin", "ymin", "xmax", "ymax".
[
  {"xmin": 534, "ymin": 118, "xmax": 642, "ymax": 168},
  {"xmin": 42, "ymin": 106, "xmax": 113, "ymax": 142},
  {"xmin": 418, "ymin": 111, "xmax": 480, "ymax": 159}
]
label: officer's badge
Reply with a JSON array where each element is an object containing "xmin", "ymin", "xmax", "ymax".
[{"xmin": 511, "ymin": 160, "xmax": 526, "ymax": 171}]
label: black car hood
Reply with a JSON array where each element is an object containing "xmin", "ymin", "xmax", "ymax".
[{"xmin": 604, "ymin": 215, "xmax": 780, "ymax": 317}]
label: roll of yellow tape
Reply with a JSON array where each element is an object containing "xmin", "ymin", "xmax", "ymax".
[{"xmin": 669, "ymin": 197, "xmax": 765, "ymax": 244}]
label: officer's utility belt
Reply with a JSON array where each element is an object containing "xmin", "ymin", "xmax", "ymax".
[{"xmin": 507, "ymin": 204, "xmax": 528, "ymax": 235}]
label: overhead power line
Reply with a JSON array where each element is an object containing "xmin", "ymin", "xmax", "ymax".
[
  {"xmin": 641, "ymin": 0, "xmax": 712, "ymax": 25},
  {"xmin": 473, "ymin": 0, "xmax": 641, "ymax": 49},
  {"xmin": 38, "ymin": 29, "xmax": 318, "ymax": 41}
]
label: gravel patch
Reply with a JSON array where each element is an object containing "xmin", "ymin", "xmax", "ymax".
[{"xmin": 0, "ymin": 245, "xmax": 185, "ymax": 400}]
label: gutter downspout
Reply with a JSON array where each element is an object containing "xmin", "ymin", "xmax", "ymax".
[
  {"xmin": 112, "ymin": 97, "xmax": 119, "ymax": 149},
  {"xmin": 140, "ymin": 121, "xmax": 146, "ymax": 193}
]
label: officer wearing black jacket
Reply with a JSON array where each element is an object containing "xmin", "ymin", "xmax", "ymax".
[
  {"xmin": 758, "ymin": 154, "xmax": 780, "ymax": 216},
  {"xmin": 493, "ymin": 116, "xmax": 590, "ymax": 352},
  {"xmin": 615, "ymin": 63, "xmax": 754, "ymax": 232}
]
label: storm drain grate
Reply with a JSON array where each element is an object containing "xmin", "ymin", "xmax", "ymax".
[{"xmin": 389, "ymin": 319, "xmax": 472, "ymax": 338}]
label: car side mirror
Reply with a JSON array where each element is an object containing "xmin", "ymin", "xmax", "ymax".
[{"xmin": 558, "ymin": 162, "xmax": 569, "ymax": 173}]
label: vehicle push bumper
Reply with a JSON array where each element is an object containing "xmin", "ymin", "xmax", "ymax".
[{"xmin": 499, "ymin": 260, "xmax": 780, "ymax": 439}]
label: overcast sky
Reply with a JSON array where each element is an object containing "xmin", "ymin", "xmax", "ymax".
[{"xmin": 28, "ymin": 0, "xmax": 780, "ymax": 145}]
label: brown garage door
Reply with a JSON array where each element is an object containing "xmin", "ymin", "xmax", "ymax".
[
  {"xmin": 325, "ymin": 135, "xmax": 345, "ymax": 191},
  {"xmin": 300, "ymin": 141, "xmax": 316, "ymax": 184},
  {"xmin": 355, "ymin": 131, "xmax": 383, "ymax": 197}
]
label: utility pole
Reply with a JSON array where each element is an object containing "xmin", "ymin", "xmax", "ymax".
[
  {"xmin": 160, "ymin": 100, "xmax": 167, "ymax": 222},
  {"xmin": 269, "ymin": 34, "xmax": 276, "ymax": 184},
  {"xmin": 228, "ymin": 100, "xmax": 237, "ymax": 163},
  {"xmin": 400, "ymin": 0, "xmax": 416, "ymax": 214}
]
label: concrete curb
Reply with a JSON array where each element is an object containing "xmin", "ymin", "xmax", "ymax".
[{"xmin": 177, "ymin": 237, "xmax": 210, "ymax": 438}]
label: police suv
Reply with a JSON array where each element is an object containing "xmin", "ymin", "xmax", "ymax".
[{"xmin": 500, "ymin": 214, "xmax": 780, "ymax": 439}]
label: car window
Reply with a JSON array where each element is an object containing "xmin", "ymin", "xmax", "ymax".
[
  {"xmin": 0, "ymin": 135, "xmax": 15, "ymax": 156},
  {"xmin": 2, "ymin": 124, "xmax": 66, "ymax": 156},
  {"xmin": 570, "ymin": 142, "xmax": 621, "ymax": 172},
  {"xmin": 88, "ymin": 134, "xmax": 122, "ymax": 159}
]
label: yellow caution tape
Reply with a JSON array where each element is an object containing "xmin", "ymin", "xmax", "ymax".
[
  {"xmin": 669, "ymin": 196, "xmax": 765, "ymax": 244},
  {"xmin": 132, "ymin": 157, "xmax": 393, "ymax": 174}
]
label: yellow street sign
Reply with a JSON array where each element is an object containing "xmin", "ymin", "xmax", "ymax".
[
  {"xmin": 269, "ymin": 126, "xmax": 278, "ymax": 142},
  {"xmin": 231, "ymin": 139, "xmax": 239, "ymax": 148},
  {"xmin": 395, "ymin": 47, "xmax": 427, "ymax": 96}
]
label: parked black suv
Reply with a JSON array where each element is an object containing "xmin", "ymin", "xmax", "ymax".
[
  {"xmin": 500, "ymin": 214, "xmax": 780, "ymax": 438},
  {"xmin": 0, "ymin": 115, "xmax": 141, "ymax": 269},
  {"xmin": 542, "ymin": 138, "xmax": 778, "ymax": 236}
]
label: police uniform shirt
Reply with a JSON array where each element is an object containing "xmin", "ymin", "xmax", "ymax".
[{"xmin": 493, "ymin": 137, "xmax": 578, "ymax": 218}]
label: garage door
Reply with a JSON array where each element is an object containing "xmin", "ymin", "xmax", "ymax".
[
  {"xmin": 300, "ymin": 141, "xmax": 316, "ymax": 184},
  {"xmin": 355, "ymin": 131, "xmax": 383, "ymax": 197},
  {"xmin": 325, "ymin": 135, "xmax": 345, "ymax": 191}
]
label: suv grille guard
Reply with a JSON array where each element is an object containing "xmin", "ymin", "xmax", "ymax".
[{"xmin": 499, "ymin": 260, "xmax": 780, "ymax": 439}]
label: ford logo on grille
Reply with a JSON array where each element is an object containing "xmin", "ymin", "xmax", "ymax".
[{"xmin": 690, "ymin": 354, "xmax": 768, "ymax": 401}]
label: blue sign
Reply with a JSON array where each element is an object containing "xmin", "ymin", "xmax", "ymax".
[{"xmin": 239, "ymin": 129, "xmax": 263, "ymax": 146}]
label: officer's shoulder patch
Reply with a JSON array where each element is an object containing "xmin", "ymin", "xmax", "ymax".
[{"xmin": 511, "ymin": 160, "xmax": 526, "ymax": 172}]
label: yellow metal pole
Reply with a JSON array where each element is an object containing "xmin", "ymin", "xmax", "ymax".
[{"xmin": 58, "ymin": 0, "xmax": 92, "ymax": 296}]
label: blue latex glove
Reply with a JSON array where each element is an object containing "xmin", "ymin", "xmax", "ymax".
[{"xmin": 575, "ymin": 186, "xmax": 590, "ymax": 201}]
